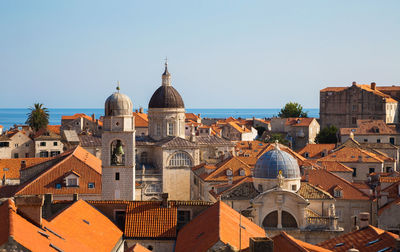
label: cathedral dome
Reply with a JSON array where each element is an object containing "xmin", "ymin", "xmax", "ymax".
[
  {"xmin": 105, "ymin": 92, "xmax": 133, "ymax": 116},
  {"xmin": 148, "ymin": 86, "xmax": 185, "ymax": 109},
  {"xmin": 148, "ymin": 62, "xmax": 184, "ymax": 109},
  {"xmin": 254, "ymin": 144, "xmax": 300, "ymax": 179}
]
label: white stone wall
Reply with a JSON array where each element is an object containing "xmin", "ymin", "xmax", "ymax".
[
  {"xmin": 35, "ymin": 139, "xmax": 63, "ymax": 157},
  {"xmin": 102, "ymin": 115, "xmax": 136, "ymax": 201},
  {"xmin": 0, "ymin": 132, "xmax": 35, "ymax": 159},
  {"xmin": 148, "ymin": 108, "xmax": 185, "ymax": 140}
]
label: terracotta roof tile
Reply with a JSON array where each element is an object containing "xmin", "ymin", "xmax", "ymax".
[
  {"xmin": 124, "ymin": 201, "xmax": 177, "ymax": 238},
  {"xmin": 285, "ymin": 118, "xmax": 315, "ymax": 127},
  {"xmin": 175, "ymin": 201, "xmax": 266, "ymax": 252},
  {"xmin": 318, "ymin": 146, "xmax": 392, "ymax": 163},
  {"xmin": 185, "ymin": 113, "xmax": 200, "ymax": 122},
  {"xmin": 316, "ymin": 161, "xmax": 353, "ymax": 173},
  {"xmin": 379, "ymin": 176, "xmax": 400, "ymax": 183},
  {"xmin": 273, "ymin": 232, "xmax": 332, "ymax": 252},
  {"xmin": 203, "ymin": 156, "xmax": 252, "ymax": 182},
  {"xmin": 305, "ymin": 169, "xmax": 370, "ymax": 200},
  {"xmin": 340, "ymin": 120, "xmax": 399, "ymax": 135},
  {"xmin": 318, "ymin": 225, "xmax": 399, "ymax": 251},
  {"xmin": 378, "ymin": 197, "xmax": 400, "ymax": 216},
  {"xmin": 0, "ymin": 157, "xmax": 52, "ymax": 179},
  {"xmin": 297, "ymin": 144, "xmax": 336, "ymax": 159},
  {"xmin": 47, "ymin": 125, "xmax": 61, "ymax": 135},
  {"xmin": 133, "ymin": 112, "xmax": 149, "ymax": 128},
  {"xmin": 298, "ymin": 182, "xmax": 333, "ymax": 200},
  {"xmin": 15, "ymin": 146, "xmax": 101, "ymax": 196},
  {"xmin": 61, "ymin": 113, "xmax": 94, "ymax": 121}
]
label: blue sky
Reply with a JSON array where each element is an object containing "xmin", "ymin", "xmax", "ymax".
[{"xmin": 0, "ymin": 1, "xmax": 399, "ymax": 109}]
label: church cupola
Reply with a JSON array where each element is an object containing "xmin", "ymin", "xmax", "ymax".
[{"xmin": 162, "ymin": 60, "xmax": 171, "ymax": 86}]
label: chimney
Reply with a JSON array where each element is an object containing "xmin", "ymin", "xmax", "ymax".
[
  {"xmin": 73, "ymin": 193, "xmax": 79, "ymax": 202},
  {"xmin": 371, "ymin": 82, "xmax": 376, "ymax": 90},
  {"xmin": 14, "ymin": 195, "xmax": 44, "ymax": 226},
  {"xmin": 249, "ymin": 237, "xmax": 274, "ymax": 252},
  {"xmin": 135, "ymin": 109, "xmax": 138, "ymax": 113},
  {"xmin": 161, "ymin": 193, "xmax": 168, "ymax": 208},
  {"xmin": 91, "ymin": 113, "xmax": 95, "ymax": 121},
  {"xmin": 21, "ymin": 160, "xmax": 26, "ymax": 169},
  {"xmin": 352, "ymin": 81, "xmax": 357, "ymax": 86},
  {"xmin": 139, "ymin": 107, "xmax": 144, "ymax": 113},
  {"xmin": 359, "ymin": 212, "xmax": 370, "ymax": 228},
  {"xmin": 43, "ymin": 193, "xmax": 53, "ymax": 219}
]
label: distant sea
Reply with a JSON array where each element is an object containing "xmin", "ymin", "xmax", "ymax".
[{"xmin": 0, "ymin": 108, "xmax": 319, "ymax": 130}]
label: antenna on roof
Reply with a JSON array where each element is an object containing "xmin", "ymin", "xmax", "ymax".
[{"xmin": 116, "ymin": 81, "xmax": 120, "ymax": 92}]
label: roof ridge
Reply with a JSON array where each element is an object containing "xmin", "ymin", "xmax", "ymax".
[{"xmin": 280, "ymin": 232, "xmax": 308, "ymax": 252}]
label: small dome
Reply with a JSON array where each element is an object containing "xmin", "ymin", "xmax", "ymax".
[
  {"xmin": 105, "ymin": 92, "xmax": 133, "ymax": 116},
  {"xmin": 254, "ymin": 146, "xmax": 300, "ymax": 179},
  {"xmin": 148, "ymin": 86, "xmax": 185, "ymax": 109}
]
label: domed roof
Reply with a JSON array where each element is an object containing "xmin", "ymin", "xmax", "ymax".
[
  {"xmin": 105, "ymin": 92, "xmax": 133, "ymax": 116},
  {"xmin": 148, "ymin": 85, "xmax": 185, "ymax": 109},
  {"xmin": 254, "ymin": 145, "xmax": 300, "ymax": 179}
]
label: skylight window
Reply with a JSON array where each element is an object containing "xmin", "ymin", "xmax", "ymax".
[
  {"xmin": 50, "ymin": 243, "xmax": 64, "ymax": 252},
  {"xmin": 377, "ymin": 248, "xmax": 391, "ymax": 252},
  {"xmin": 366, "ymin": 238, "xmax": 380, "ymax": 246},
  {"xmin": 334, "ymin": 243, "xmax": 345, "ymax": 247},
  {"xmin": 83, "ymin": 219, "xmax": 90, "ymax": 225},
  {"xmin": 38, "ymin": 230, "xmax": 49, "ymax": 238}
]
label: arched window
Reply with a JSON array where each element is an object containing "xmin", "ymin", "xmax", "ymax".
[
  {"xmin": 262, "ymin": 211, "xmax": 278, "ymax": 228},
  {"xmin": 168, "ymin": 152, "xmax": 192, "ymax": 167},
  {"xmin": 282, "ymin": 211, "xmax": 298, "ymax": 228},
  {"xmin": 140, "ymin": 152, "xmax": 148, "ymax": 164},
  {"xmin": 110, "ymin": 140, "xmax": 125, "ymax": 166}
]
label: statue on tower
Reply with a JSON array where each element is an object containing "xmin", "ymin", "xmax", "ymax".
[{"xmin": 277, "ymin": 170, "xmax": 284, "ymax": 189}]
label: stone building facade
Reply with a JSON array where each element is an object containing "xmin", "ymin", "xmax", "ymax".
[{"xmin": 320, "ymin": 82, "xmax": 400, "ymax": 128}]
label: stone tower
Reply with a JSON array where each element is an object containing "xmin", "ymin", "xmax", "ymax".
[
  {"xmin": 101, "ymin": 87, "xmax": 136, "ymax": 200},
  {"xmin": 148, "ymin": 61, "xmax": 186, "ymax": 141}
]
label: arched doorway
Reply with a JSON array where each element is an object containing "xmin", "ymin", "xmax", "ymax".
[
  {"xmin": 262, "ymin": 211, "xmax": 278, "ymax": 228},
  {"xmin": 282, "ymin": 211, "xmax": 298, "ymax": 228}
]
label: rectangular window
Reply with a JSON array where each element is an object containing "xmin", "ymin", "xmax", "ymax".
[
  {"xmin": 115, "ymin": 172, "xmax": 120, "ymax": 181},
  {"xmin": 40, "ymin": 142, "xmax": 46, "ymax": 146},
  {"xmin": 15, "ymin": 144, "xmax": 19, "ymax": 147},
  {"xmin": 364, "ymin": 139, "xmax": 368, "ymax": 142},
  {"xmin": 291, "ymin": 184, "xmax": 297, "ymax": 191},
  {"xmin": 177, "ymin": 210, "xmax": 191, "ymax": 230},
  {"xmin": 352, "ymin": 168, "xmax": 357, "ymax": 177},
  {"xmin": 25, "ymin": 143, "xmax": 29, "ymax": 147},
  {"xmin": 53, "ymin": 142, "xmax": 58, "ymax": 146},
  {"xmin": 369, "ymin": 168, "xmax": 375, "ymax": 174},
  {"xmin": 88, "ymin": 182, "xmax": 95, "ymax": 189},
  {"xmin": 13, "ymin": 153, "xmax": 19, "ymax": 158},
  {"xmin": 377, "ymin": 139, "xmax": 381, "ymax": 143},
  {"xmin": 0, "ymin": 142, "xmax": 10, "ymax": 147},
  {"xmin": 55, "ymin": 183, "xmax": 62, "ymax": 189},
  {"xmin": 67, "ymin": 178, "xmax": 78, "ymax": 187},
  {"xmin": 168, "ymin": 123, "xmax": 174, "ymax": 136},
  {"xmin": 352, "ymin": 117, "xmax": 357, "ymax": 125},
  {"xmin": 335, "ymin": 209, "xmax": 342, "ymax": 220},
  {"xmin": 40, "ymin": 151, "xmax": 49, "ymax": 157},
  {"xmin": 156, "ymin": 124, "xmax": 161, "ymax": 136},
  {"xmin": 50, "ymin": 151, "xmax": 60, "ymax": 157},
  {"xmin": 25, "ymin": 153, "xmax": 29, "ymax": 158},
  {"xmin": 390, "ymin": 137, "xmax": 395, "ymax": 145},
  {"xmin": 386, "ymin": 167, "xmax": 392, "ymax": 173}
]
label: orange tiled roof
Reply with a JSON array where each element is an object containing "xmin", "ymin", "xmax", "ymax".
[
  {"xmin": 340, "ymin": 120, "xmax": 399, "ymax": 135},
  {"xmin": 273, "ymin": 232, "xmax": 332, "ymax": 252},
  {"xmin": 15, "ymin": 146, "xmax": 101, "ymax": 196},
  {"xmin": 379, "ymin": 176, "xmax": 400, "ymax": 183},
  {"xmin": 124, "ymin": 201, "xmax": 177, "ymax": 238},
  {"xmin": 0, "ymin": 157, "xmax": 52, "ymax": 179},
  {"xmin": 185, "ymin": 113, "xmax": 200, "ymax": 122},
  {"xmin": 321, "ymin": 84, "xmax": 398, "ymax": 103},
  {"xmin": 127, "ymin": 243, "xmax": 151, "ymax": 252},
  {"xmin": 297, "ymin": 144, "xmax": 336, "ymax": 159},
  {"xmin": 316, "ymin": 161, "xmax": 353, "ymax": 173},
  {"xmin": 306, "ymin": 169, "xmax": 370, "ymax": 200},
  {"xmin": 318, "ymin": 225, "xmax": 399, "ymax": 252},
  {"xmin": 47, "ymin": 125, "xmax": 61, "ymax": 135},
  {"xmin": 175, "ymin": 201, "xmax": 266, "ymax": 252},
  {"xmin": 133, "ymin": 112, "xmax": 148, "ymax": 128},
  {"xmin": 202, "ymin": 156, "xmax": 252, "ymax": 182},
  {"xmin": 49, "ymin": 200, "xmax": 122, "ymax": 251},
  {"xmin": 61, "ymin": 113, "xmax": 93, "ymax": 121},
  {"xmin": 285, "ymin": 117, "xmax": 315, "ymax": 127},
  {"xmin": 228, "ymin": 121, "xmax": 251, "ymax": 133},
  {"xmin": 317, "ymin": 146, "xmax": 392, "ymax": 163}
]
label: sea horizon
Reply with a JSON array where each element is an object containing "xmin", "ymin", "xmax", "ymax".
[{"xmin": 0, "ymin": 108, "xmax": 319, "ymax": 130}]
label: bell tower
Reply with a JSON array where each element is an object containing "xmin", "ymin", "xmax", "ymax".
[{"xmin": 101, "ymin": 85, "xmax": 136, "ymax": 200}]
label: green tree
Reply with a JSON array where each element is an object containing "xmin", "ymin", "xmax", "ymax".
[
  {"xmin": 316, "ymin": 125, "xmax": 338, "ymax": 144},
  {"xmin": 266, "ymin": 133, "xmax": 290, "ymax": 146},
  {"xmin": 26, "ymin": 103, "xmax": 49, "ymax": 132},
  {"xmin": 278, "ymin": 102, "xmax": 308, "ymax": 118}
]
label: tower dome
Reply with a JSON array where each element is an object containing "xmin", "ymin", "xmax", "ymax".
[
  {"xmin": 148, "ymin": 61, "xmax": 184, "ymax": 109},
  {"xmin": 105, "ymin": 88, "xmax": 133, "ymax": 116},
  {"xmin": 253, "ymin": 143, "xmax": 301, "ymax": 192}
]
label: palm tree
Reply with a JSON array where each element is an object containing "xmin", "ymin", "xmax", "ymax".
[{"xmin": 26, "ymin": 103, "xmax": 49, "ymax": 132}]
